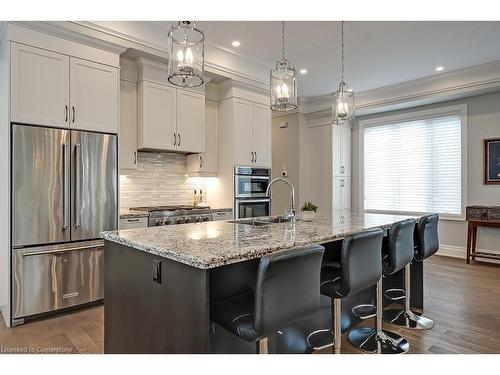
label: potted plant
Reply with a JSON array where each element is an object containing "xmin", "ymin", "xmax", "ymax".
[{"xmin": 300, "ymin": 202, "xmax": 318, "ymax": 221}]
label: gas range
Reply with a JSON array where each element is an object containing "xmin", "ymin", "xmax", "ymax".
[{"xmin": 129, "ymin": 205, "xmax": 213, "ymax": 227}]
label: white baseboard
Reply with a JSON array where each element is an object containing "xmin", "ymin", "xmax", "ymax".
[{"xmin": 438, "ymin": 244, "xmax": 500, "ymax": 264}]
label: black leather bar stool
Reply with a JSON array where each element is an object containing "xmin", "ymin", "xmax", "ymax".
[
  {"xmin": 383, "ymin": 214, "xmax": 438, "ymax": 329},
  {"xmin": 320, "ymin": 228, "xmax": 386, "ymax": 354},
  {"xmin": 346, "ymin": 224, "xmax": 410, "ymax": 354},
  {"xmin": 210, "ymin": 245, "xmax": 325, "ymax": 354}
]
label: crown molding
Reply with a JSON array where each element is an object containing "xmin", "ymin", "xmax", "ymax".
[
  {"xmin": 300, "ymin": 60, "xmax": 500, "ymax": 117},
  {"xmin": 10, "ymin": 21, "xmax": 128, "ymax": 55}
]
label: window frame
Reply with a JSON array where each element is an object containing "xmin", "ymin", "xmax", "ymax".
[{"xmin": 358, "ymin": 104, "xmax": 468, "ymax": 221}]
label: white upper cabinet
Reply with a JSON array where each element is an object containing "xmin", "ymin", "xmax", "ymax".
[
  {"xmin": 11, "ymin": 42, "xmax": 70, "ymax": 128},
  {"xmin": 233, "ymin": 99, "xmax": 254, "ymax": 165},
  {"xmin": 137, "ymin": 81, "xmax": 205, "ymax": 153},
  {"xmin": 138, "ymin": 81, "xmax": 176, "ymax": 150},
  {"xmin": 229, "ymin": 98, "xmax": 271, "ymax": 167},
  {"xmin": 252, "ymin": 103, "xmax": 272, "ymax": 167},
  {"xmin": 119, "ymin": 80, "xmax": 138, "ymax": 170},
  {"xmin": 10, "ymin": 43, "xmax": 119, "ymax": 133},
  {"xmin": 69, "ymin": 57, "xmax": 118, "ymax": 133},
  {"xmin": 187, "ymin": 100, "xmax": 218, "ymax": 175},
  {"xmin": 176, "ymin": 90, "xmax": 205, "ymax": 153},
  {"xmin": 332, "ymin": 123, "xmax": 351, "ymax": 177}
]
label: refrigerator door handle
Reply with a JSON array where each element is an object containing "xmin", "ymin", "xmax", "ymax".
[
  {"xmin": 62, "ymin": 142, "xmax": 69, "ymax": 230},
  {"xmin": 74, "ymin": 143, "xmax": 81, "ymax": 229}
]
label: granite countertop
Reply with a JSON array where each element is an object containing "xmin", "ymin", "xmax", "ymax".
[
  {"xmin": 119, "ymin": 211, "xmax": 150, "ymax": 219},
  {"xmin": 119, "ymin": 207, "xmax": 232, "ymax": 219},
  {"xmin": 102, "ymin": 211, "xmax": 417, "ymax": 270}
]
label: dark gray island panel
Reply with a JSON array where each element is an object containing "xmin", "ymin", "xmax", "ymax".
[{"xmin": 104, "ymin": 240, "xmax": 209, "ymax": 354}]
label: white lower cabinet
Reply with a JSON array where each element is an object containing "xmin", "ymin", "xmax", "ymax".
[
  {"xmin": 333, "ymin": 176, "xmax": 351, "ymax": 210},
  {"xmin": 187, "ymin": 100, "xmax": 218, "ymax": 174}
]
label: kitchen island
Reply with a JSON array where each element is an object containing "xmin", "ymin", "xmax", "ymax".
[{"xmin": 101, "ymin": 211, "xmax": 424, "ymax": 354}]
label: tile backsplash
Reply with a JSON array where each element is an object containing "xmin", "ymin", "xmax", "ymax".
[{"xmin": 119, "ymin": 152, "xmax": 208, "ymax": 212}]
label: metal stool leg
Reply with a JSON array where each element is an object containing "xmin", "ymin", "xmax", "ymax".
[
  {"xmin": 257, "ymin": 337, "xmax": 268, "ymax": 354},
  {"xmin": 333, "ymin": 298, "xmax": 341, "ymax": 354},
  {"xmin": 383, "ymin": 264, "xmax": 435, "ymax": 330},
  {"xmin": 348, "ymin": 278, "xmax": 409, "ymax": 354}
]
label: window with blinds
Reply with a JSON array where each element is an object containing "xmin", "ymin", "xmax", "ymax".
[{"xmin": 364, "ymin": 113, "xmax": 462, "ymax": 216}]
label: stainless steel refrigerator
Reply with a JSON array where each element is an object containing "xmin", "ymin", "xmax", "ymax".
[{"xmin": 11, "ymin": 124, "xmax": 117, "ymax": 325}]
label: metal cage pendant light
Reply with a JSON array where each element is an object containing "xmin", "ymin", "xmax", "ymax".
[
  {"xmin": 270, "ymin": 21, "xmax": 297, "ymax": 112},
  {"xmin": 167, "ymin": 21, "xmax": 205, "ymax": 88},
  {"xmin": 332, "ymin": 21, "xmax": 354, "ymax": 124}
]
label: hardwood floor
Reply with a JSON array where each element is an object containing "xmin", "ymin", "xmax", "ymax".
[{"xmin": 1, "ymin": 256, "xmax": 499, "ymax": 354}]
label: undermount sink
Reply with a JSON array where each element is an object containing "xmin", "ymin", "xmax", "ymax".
[{"xmin": 237, "ymin": 216, "xmax": 298, "ymax": 226}]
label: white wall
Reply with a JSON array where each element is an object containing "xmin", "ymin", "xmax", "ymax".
[
  {"xmin": 271, "ymin": 111, "xmax": 333, "ymax": 215},
  {"xmin": 271, "ymin": 113, "xmax": 301, "ymax": 215},
  {"xmin": 352, "ymin": 91, "xmax": 500, "ymax": 257}
]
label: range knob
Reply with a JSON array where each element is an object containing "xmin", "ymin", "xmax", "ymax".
[
  {"xmin": 155, "ymin": 219, "xmax": 164, "ymax": 226},
  {"xmin": 176, "ymin": 217, "xmax": 183, "ymax": 224},
  {"xmin": 195, "ymin": 216, "xmax": 202, "ymax": 223},
  {"xmin": 202, "ymin": 216, "xmax": 210, "ymax": 222},
  {"xmin": 164, "ymin": 218, "xmax": 171, "ymax": 225},
  {"xmin": 184, "ymin": 216, "xmax": 192, "ymax": 223}
]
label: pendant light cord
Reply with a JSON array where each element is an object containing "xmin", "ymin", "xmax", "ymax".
[
  {"xmin": 282, "ymin": 21, "xmax": 286, "ymax": 60},
  {"xmin": 341, "ymin": 21, "xmax": 344, "ymax": 83}
]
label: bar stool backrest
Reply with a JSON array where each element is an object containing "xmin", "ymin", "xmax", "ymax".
[
  {"xmin": 415, "ymin": 214, "xmax": 439, "ymax": 261},
  {"xmin": 254, "ymin": 245, "xmax": 325, "ymax": 336},
  {"xmin": 384, "ymin": 219, "xmax": 417, "ymax": 275},
  {"xmin": 338, "ymin": 228, "xmax": 384, "ymax": 297}
]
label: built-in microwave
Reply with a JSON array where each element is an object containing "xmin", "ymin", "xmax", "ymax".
[
  {"xmin": 234, "ymin": 166, "xmax": 271, "ymax": 219},
  {"xmin": 234, "ymin": 166, "xmax": 271, "ymax": 198}
]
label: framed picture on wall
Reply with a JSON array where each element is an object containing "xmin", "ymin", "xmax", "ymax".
[{"xmin": 484, "ymin": 138, "xmax": 500, "ymax": 184}]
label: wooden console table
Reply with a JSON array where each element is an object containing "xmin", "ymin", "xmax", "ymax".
[{"xmin": 466, "ymin": 205, "xmax": 500, "ymax": 264}]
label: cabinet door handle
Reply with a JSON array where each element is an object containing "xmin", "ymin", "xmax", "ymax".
[
  {"xmin": 255, "ymin": 152, "xmax": 257, "ymax": 163},
  {"xmin": 133, "ymin": 151, "xmax": 137, "ymax": 165},
  {"xmin": 178, "ymin": 133, "xmax": 181, "ymax": 146},
  {"xmin": 174, "ymin": 132, "xmax": 177, "ymax": 146},
  {"xmin": 251, "ymin": 152, "xmax": 255, "ymax": 163},
  {"xmin": 72, "ymin": 106, "xmax": 76, "ymax": 123},
  {"xmin": 65, "ymin": 105, "xmax": 68, "ymax": 123}
]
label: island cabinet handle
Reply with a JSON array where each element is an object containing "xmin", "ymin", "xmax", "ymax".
[
  {"xmin": 173, "ymin": 132, "xmax": 177, "ymax": 146},
  {"xmin": 199, "ymin": 155, "xmax": 203, "ymax": 168}
]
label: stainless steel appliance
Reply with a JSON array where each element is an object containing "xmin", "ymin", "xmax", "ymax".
[
  {"xmin": 234, "ymin": 166, "xmax": 271, "ymax": 219},
  {"xmin": 129, "ymin": 205, "xmax": 214, "ymax": 226},
  {"xmin": 11, "ymin": 124, "xmax": 117, "ymax": 324}
]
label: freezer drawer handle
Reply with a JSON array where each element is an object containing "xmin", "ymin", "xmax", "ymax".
[
  {"xmin": 74, "ymin": 143, "xmax": 81, "ymax": 229},
  {"xmin": 22, "ymin": 245, "xmax": 103, "ymax": 257}
]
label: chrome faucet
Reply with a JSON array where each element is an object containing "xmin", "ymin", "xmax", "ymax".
[{"xmin": 266, "ymin": 177, "xmax": 296, "ymax": 222}]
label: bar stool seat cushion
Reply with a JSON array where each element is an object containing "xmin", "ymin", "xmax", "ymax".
[{"xmin": 210, "ymin": 292, "xmax": 259, "ymax": 341}]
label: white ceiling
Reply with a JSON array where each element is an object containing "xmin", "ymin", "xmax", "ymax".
[{"xmin": 153, "ymin": 21, "xmax": 500, "ymax": 98}]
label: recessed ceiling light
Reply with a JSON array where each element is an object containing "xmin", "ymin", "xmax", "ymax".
[
  {"xmin": 232, "ymin": 41, "xmax": 240, "ymax": 47},
  {"xmin": 299, "ymin": 68, "xmax": 307, "ymax": 74},
  {"xmin": 435, "ymin": 66, "xmax": 444, "ymax": 72}
]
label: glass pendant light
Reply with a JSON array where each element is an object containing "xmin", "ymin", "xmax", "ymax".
[
  {"xmin": 167, "ymin": 21, "xmax": 205, "ymax": 88},
  {"xmin": 332, "ymin": 21, "xmax": 354, "ymax": 124},
  {"xmin": 270, "ymin": 21, "xmax": 297, "ymax": 112}
]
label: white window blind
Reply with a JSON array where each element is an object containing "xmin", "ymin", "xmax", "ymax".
[{"xmin": 364, "ymin": 113, "xmax": 462, "ymax": 216}]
